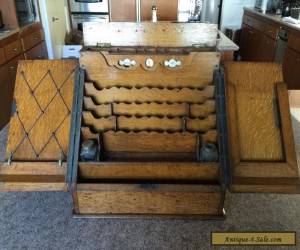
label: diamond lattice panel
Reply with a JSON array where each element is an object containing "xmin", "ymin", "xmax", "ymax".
[{"xmin": 6, "ymin": 60, "xmax": 78, "ymax": 161}]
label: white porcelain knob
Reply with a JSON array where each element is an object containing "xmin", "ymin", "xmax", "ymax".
[
  {"xmin": 119, "ymin": 59, "xmax": 136, "ymax": 67},
  {"xmin": 145, "ymin": 58, "xmax": 154, "ymax": 68},
  {"xmin": 164, "ymin": 59, "xmax": 182, "ymax": 68}
]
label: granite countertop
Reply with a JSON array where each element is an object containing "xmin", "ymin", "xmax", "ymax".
[{"xmin": 245, "ymin": 7, "xmax": 300, "ymax": 33}]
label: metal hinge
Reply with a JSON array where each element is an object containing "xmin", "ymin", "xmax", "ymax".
[{"xmin": 96, "ymin": 42, "xmax": 111, "ymax": 49}]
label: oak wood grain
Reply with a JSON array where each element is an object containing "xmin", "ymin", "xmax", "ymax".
[
  {"xmin": 79, "ymin": 162, "xmax": 219, "ymax": 181},
  {"xmin": 76, "ymin": 184, "xmax": 222, "ymax": 216},
  {"xmin": 81, "ymin": 51, "xmax": 220, "ymax": 88}
]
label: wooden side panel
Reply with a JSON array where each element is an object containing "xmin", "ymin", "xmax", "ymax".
[
  {"xmin": 84, "ymin": 83, "xmax": 215, "ymax": 104},
  {"xmin": 76, "ymin": 184, "xmax": 223, "ymax": 217},
  {"xmin": 225, "ymin": 62, "xmax": 283, "ymax": 161},
  {"xmin": 225, "ymin": 62, "xmax": 299, "ymax": 192},
  {"xmin": 6, "ymin": 60, "xmax": 78, "ymax": 161}
]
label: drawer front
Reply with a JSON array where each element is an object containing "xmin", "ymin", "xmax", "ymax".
[
  {"xmin": 75, "ymin": 184, "xmax": 224, "ymax": 217},
  {"xmin": 288, "ymin": 33, "xmax": 300, "ymax": 53},
  {"xmin": 25, "ymin": 42, "xmax": 48, "ymax": 60},
  {"xmin": 4, "ymin": 39, "xmax": 22, "ymax": 61},
  {"xmin": 0, "ymin": 47, "xmax": 6, "ymax": 65},
  {"xmin": 22, "ymin": 29, "xmax": 44, "ymax": 51}
]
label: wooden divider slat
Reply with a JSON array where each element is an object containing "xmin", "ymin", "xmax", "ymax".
[{"xmin": 85, "ymin": 84, "xmax": 215, "ymax": 104}]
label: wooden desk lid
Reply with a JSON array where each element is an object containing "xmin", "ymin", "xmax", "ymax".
[
  {"xmin": 83, "ymin": 22, "xmax": 218, "ymax": 49},
  {"xmin": 5, "ymin": 60, "xmax": 78, "ymax": 161},
  {"xmin": 225, "ymin": 62, "xmax": 299, "ymax": 192}
]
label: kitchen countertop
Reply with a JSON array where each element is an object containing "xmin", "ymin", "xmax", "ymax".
[
  {"xmin": 0, "ymin": 28, "xmax": 19, "ymax": 41},
  {"xmin": 244, "ymin": 7, "xmax": 300, "ymax": 33}
]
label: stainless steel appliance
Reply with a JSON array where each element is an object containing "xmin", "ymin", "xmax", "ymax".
[
  {"xmin": 69, "ymin": 0, "xmax": 109, "ymax": 13},
  {"xmin": 178, "ymin": 0, "xmax": 221, "ymax": 24},
  {"xmin": 255, "ymin": 0, "xmax": 273, "ymax": 13},
  {"xmin": 71, "ymin": 13, "xmax": 109, "ymax": 31},
  {"xmin": 15, "ymin": 0, "xmax": 36, "ymax": 26},
  {"xmin": 275, "ymin": 27, "xmax": 289, "ymax": 63}
]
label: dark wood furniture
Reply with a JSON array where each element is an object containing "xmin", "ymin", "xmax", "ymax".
[
  {"xmin": 0, "ymin": 23, "xmax": 48, "ymax": 130},
  {"xmin": 240, "ymin": 9, "xmax": 300, "ymax": 89}
]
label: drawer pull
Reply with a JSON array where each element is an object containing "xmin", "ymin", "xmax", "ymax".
[
  {"xmin": 145, "ymin": 58, "xmax": 154, "ymax": 68},
  {"xmin": 33, "ymin": 37, "xmax": 39, "ymax": 41},
  {"xmin": 118, "ymin": 58, "xmax": 136, "ymax": 67},
  {"xmin": 13, "ymin": 48, "xmax": 18, "ymax": 52},
  {"xmin": 10, "ymin": 66, "xmax": 15, "ymax": 70},
  {"xmin": 164, "ymin": 59, "xmax": 182, "ymax": 68}
]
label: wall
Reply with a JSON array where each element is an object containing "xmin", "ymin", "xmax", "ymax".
[{"xmin": 220, "ymin": 0, "xmax": 256, "ymax": 30}]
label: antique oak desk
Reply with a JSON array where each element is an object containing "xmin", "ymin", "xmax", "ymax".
[{"xmin": 0, "ymin": 22, "xmax": 299, "ymax": 218}]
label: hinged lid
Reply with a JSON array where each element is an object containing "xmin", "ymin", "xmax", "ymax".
[
  {"xmin": 83, "ymin": 22, "xmax": 218, "ymax": 50},
  {"xmin": 0, "ymin": 60, "xmax": 78, "ymax": 191},
  {"xmin": 225, "ymin": 62, "xmax": 300, "ymax": 193}
]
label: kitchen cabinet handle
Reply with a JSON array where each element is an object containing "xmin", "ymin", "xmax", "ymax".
[
  {"xmin": 10, "ymin": 66, "xmax": 15, "ymax": 70},
  {"xmin": 13, "ymin": 48, "xmax": 18, "ymax": 52},
  {"xmin": 33, "ymin": 37, "xmax": 39, "ymax": 41},
  {"xmin": 118, "ymin": 59, "xmax": 137, "ymax": 67},
  {"xmin": 164, "ymin": 59, "xmax": 182, "ymax": 68}
]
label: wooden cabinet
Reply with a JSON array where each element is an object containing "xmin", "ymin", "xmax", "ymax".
[
  {"xmin": 283, "ymin": 47, "xmax": 300, "ymax": 90},
  {"xmin": 141, "ymin": 0, "xmax": 178, "ymax": 21},
  {"xmin": 0, "ymin": 22, "xmax": 47, "ymax": 130},
  {"xmin": 240, "ymin": 24, "xmax": 276, "ymax": 62},
  {"xmin": 110, "ymin": 0, "xmax": 178, "ymax": 22},
  {"xmin": 0, "ymin": 55, "xmax": 24, "ymax": 129},
  {"xmin": 110, "ymin": 0, "xmax": 137, "ymax": 22},
  {"xmin": 24, "ymin": 41, "xmax": 48, "ymax": 60}
]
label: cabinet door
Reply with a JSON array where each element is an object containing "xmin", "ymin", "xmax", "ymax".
[
  {"xmin": 240, "ymin": 25, "xmax": 258, "ymax": 61},
  {"xmin": 225, "ymin": 62, "xmax": 299, "ymax": 193},
  {"xmin": 141, "ymin": 0, "xmax": 178, "ymax": 21},
  {"xmin": 0, "ymin": 55, "xmax": 24, "ymax": 130},
  {"xmin": 110, "ymin": 0, "xmax": 136, "ymax": 22},
  {"xmin": 24, "ymin": 42, "xmax": 48, "ymax": 60},
  {"xmin": 283, "ymin": 47, "xmax": 300, "ymax": 90},
  {"xmin": 240, "ymin": 25, "xmax": 276, "ymax": 62}
]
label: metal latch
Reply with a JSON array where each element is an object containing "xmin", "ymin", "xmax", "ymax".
[{"xmin": 96, "ymin": 43, "xmax": 111, "ymax": 48}]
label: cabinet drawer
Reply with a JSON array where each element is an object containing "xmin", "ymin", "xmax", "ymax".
[
  {"xmin": 0, "ymin": 47, "xmax": 6, "ymax": 65},
  {"xmin": 4, "ymin": 39, "xmax": 22, "ymax": 61},
  {"xmin": 75, "ymin": 184, "xmax": 223, "ymax": 217},
  {"xmin": 22, "ymin": 29, "xmax": 44, "ymax": 51},
  {"xmin": 25, "ymin": 42, "xmax": 48, "ymax": 60}
]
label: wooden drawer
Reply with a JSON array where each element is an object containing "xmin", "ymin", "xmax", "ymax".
[
  {"xmin": 25, "ymin": 41, "xmax": 48, "ymax": 60},
  {"xmin": 243, "ymin": 14, "xmax": 278, "ymax": 40},
  {"xmin": 22, "ymin": 29, "xmax": 44, "ymax": 52},
  {"xmin": 4, "ymin": 39, "xmax": 22, "ymax": 61},
  {"xmin": 288, "ymin": 33, "xmax": 300, "ymax": 53},
  {"xmin": 0, "ymin": 47, "xmax": 6, "ymax": 65},
  {"xmin": 75, "ymin": 184, "xmax": 223, "ymax": 217}
]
